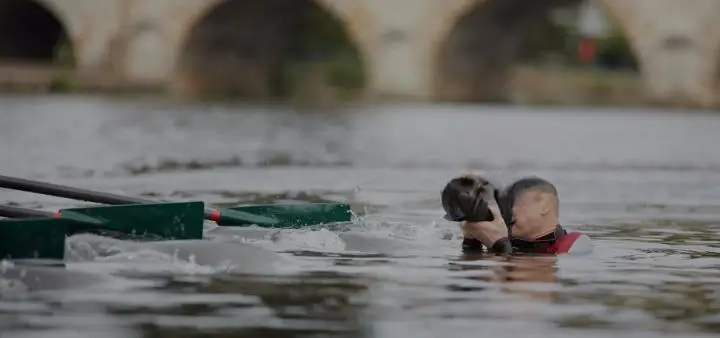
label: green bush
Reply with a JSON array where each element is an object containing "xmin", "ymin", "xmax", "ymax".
[
  {"xmin": 595, "ymin": 27, "xmax": 638, "ymax": 71},
  {"xmin": 49, "ymin": 71, "xmax": 75, "ymax": 93},
  {"xmin": 326, "ymin": 50, "xmax": 364, "ymax": 90},
  {"xmin": 53, "ymin": 39, "xmax": 74, "ymax": 68},
  {"xmin": 271, "ymin": 4, "xmax": 365, "ymax": 100},
  {"xmin": 49, "ymin": 39, "xmax": 76, "ymax": 93}
]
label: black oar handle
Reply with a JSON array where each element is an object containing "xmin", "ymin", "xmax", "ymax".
[
  {"xmin": 0, "ymin": 205, "xmax": 53, "ymax": 219},
  {"xmin": 0, "ymin": 174, "xmax": 151, "ymax": 205}
]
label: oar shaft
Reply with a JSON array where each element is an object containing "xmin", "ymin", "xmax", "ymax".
[
  {"xmin": 0, "ymin": 174, "xmax": 279, "ymax": 226},
  {"xmin": 0, "ymin": 174, "xmax": 150, "ymax": 205},
  {"xmin": 0, "ymin": 205, "xmax": 53, "ymax": 219}
]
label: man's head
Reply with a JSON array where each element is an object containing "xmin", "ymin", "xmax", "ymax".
[{"xmin": 499, "ymin": 177, "xmax": 559, "ymax": 240}]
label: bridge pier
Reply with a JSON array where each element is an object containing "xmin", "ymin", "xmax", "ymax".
[
  {"xmin": 638, "ymin": 38, "xmax": 717, "ymax": 107},
  {"xmin": 600, "ymin": 0, "xmax": 720, "ymax": 107},
  {"xmin": 348, "ymin": 0, "xmax": 443, "ymax": 101}
]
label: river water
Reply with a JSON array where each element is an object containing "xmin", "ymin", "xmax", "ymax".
[{"xmin": 0, "ymin": 95, "xmax": 719, "ymax": 338}]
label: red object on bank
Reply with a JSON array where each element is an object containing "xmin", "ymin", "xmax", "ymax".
[{"xmin": 578, "ymin": 38, "xmax": 596, "ymax": 63}]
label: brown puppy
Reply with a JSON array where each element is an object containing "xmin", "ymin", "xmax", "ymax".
[{"xmin": 441, "ymin": 174, "xmax": 500, "ymax": 223}]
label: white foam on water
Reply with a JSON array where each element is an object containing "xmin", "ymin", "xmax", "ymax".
[
  {"xmin": 1, "ymin": 328, "xmax": 140, "ymax": 338},
  {"xmin": 63, "ymin": 234, "xmax": 296, "ymax": 279},
  {"xmin": 0, "ymin": 210, "xmax": 462, "ymax": 301},
  {"xmin": 0, "ymin": 260, "xmax": 133, "ymax": 299},
  {"xmin": 0, "ymin": 276, "xmax": 29, "ymax": 297},
  {"xmin": 263, "ymin": 227, "xmax": 347, "ymax": 252},
  {"xmin": 337, "ymin": 213, "xmax": 461, "ymax": 256}
]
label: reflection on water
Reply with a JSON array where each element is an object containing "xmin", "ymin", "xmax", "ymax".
[
  {"xmin": 112, "ymin": 272, "xmax": 374, "ymax": 338},
  {"xmin": 1, "ymin": 95, "xmax": 720, "ymax": 337}
]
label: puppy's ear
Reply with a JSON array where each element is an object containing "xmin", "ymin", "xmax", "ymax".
[
  {"xmin": 495, "ymin": 186, "xmax": 514, "ymax": 228},
  {"xmin": 456, "ymin": 176, "xmax": 479, "ymax": 189}
]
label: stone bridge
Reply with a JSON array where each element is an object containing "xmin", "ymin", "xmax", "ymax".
[{"xmin": 1, "ymin": 0, "xmax": 719, "ymax": 106}]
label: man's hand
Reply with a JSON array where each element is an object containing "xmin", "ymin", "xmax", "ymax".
[{"xmin": 461, "ymin": 203, "xmax": 511, "ymax": 254}]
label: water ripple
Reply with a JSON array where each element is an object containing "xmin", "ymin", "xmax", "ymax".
[{"xmin": 2, "ymin": 97, "xmax": 720, "ymax": 337}]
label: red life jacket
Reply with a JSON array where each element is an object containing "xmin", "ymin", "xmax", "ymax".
[
  {"xmin": 511, "ymin": 225, "xmax": 591, "ymax": 255},
  {"xmin": 546, "ymin": 231, "xmax": 584, "ymax": 254},
  {"xmin": 461, "ymin": 225, "xmax": 593, "ymax": 255}
]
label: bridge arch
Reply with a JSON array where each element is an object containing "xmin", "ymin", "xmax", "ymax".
[
  {"xmin": 0, "ymin": 0, "xmax": 75, "ymax": 66},
  {"xmin": 174, "ymin": 0, "xmax": 368, "ymax": 101},
  {"xmin": 432, "ymin": 0, "xmax": 642, "ymax": 103}
]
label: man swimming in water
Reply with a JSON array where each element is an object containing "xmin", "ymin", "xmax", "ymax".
[{"xmin": 442, "ymin": 175, "xmax": 593, "ymax": 256}]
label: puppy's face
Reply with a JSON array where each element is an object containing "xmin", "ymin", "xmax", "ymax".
[
  {"xmin": 454, "ymin": 175, "xmax": 495, "ymax": 201},
  {"xmin": 442, "ymin": 175, "xmax": 498, "ymax": 222}
]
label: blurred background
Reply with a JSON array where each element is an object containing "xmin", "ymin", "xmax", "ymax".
[
  {"xmin": 0, "ymin": 0, "xmax": 710, "ymax": 107},
  {"xmin": 1, "ymin": 1, "xmax": 720, "ymax": 338}
]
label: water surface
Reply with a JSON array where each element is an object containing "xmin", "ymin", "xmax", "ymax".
[{"xmin": 0, "ymin": 95, "xmax": 719, "ymax": 338}]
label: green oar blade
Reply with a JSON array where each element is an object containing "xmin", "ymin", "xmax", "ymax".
[
  {"xmin": 211, "ymin": 208, "xmax": 280, "ymax": 227},
  {"xmin": 62, "ymin": 201, "xmax": 205, "ymax": 240},
  {"xmin": 0, "ymin": 218, "xmax": 69, "ymax": 260},
  {"xmin": 224, "ymin": 203, "xmax": 352, "ymax": 228}
]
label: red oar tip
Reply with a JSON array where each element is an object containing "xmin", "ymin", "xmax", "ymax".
[{"xmin": 209, "ymin": 209, "xmax": 221, "ymax": 222}]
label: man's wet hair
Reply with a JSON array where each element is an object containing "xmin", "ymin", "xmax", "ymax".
[{"xmin": 499, "ymin": 176, "xmax": 558, "ymax": 225}]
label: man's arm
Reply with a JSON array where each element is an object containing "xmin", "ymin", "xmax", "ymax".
[{"xmin": 460, "ymin": 204, "xmax": 512, "ymax": 256}]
